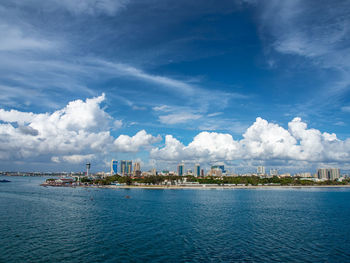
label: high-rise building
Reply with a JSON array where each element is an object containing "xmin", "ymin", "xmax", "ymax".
[
  {"xmin": 111, "ymin": 160, "xmax": 118, "ymax": 175},
  {"xmin": 86, "ymin": 162, "xmax": 91, "ymax": 177},
  {"xmin": 200, "ymin": 169, "xmax": 204, "ymax": 177},
  {"xmin": 317, "ymin": 168, "xmax": 340, "ymax": 180},
  {"xmin": 151, "ymin": 168, "xmax": 157, "ymax": 176},
  {"xmin": 194, "ymin": 164, "xmax": 200, "ymax": 177},
  {"xmin": 270, "ymin": 169, "xmax": 278, "ymax": 176},
  {"xmin": 210, "ymin": 168, "xmax": 222, "ymax": 177},
  {"xmin": 120, "ymin": 160, "xmax": 127, "ymax": 175},
  {"xmin": 133, "ymin": 162, "xmax": 141, "ymax": 176},
  {"xmin": 177, "ymin": 163, "xmax": 184, "ymax": 176},
  {"xmin": 127, "ymin": 161, "xmax": 132, "ymax": 175},
  {"xmin": 134, "ymin": 162, "xmax": 140, "ymax": 171},
  {"xmin": 211, "ymin": 164, "xmax": 225, "ymax": 173},
  {"xmin": 257, "ymin": 166, "xmax": 265, "ymax": 175}
]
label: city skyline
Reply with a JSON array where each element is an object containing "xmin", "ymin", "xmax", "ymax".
[{"xmin": 0, "ymin": 1, "xmax": 350, "ymax": 172}]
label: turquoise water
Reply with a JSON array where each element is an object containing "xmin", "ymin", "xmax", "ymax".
[{"xmin": 1, "ymin": 176, "xmax": 350, "ymax": 262}]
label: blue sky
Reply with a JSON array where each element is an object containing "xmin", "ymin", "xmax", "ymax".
[{"xmin": 1, "ymin": 0, "xmax": 350, "ymax": 173}]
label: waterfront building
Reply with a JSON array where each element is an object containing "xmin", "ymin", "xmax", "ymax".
[
  {"xmin": 209, "ymin": 168, "xmax": 222, "ymax": 177},
  {"xmin": 194, "ymin": 164, "xmax": 200, "ymax": 177},
  {"xmin": 294, "ymin": 172, "xmax": 312, "ymax": 178},
  {"xmin": 127, "ymin": 161, "xmax": 132, "ymax": 175},
  {"xmin": 177, "ymin": 163, "xmax": 184, "ymax": 176},
  {"xmin": 111, "ymin": 160, "xmax": 118, "ymax": 175},
  {"xmin": 257, "ymin": 166, "xmax": 265, "ymax": 175},
  {"xmin": 151, "ymin": 168, "xmax": 157, "ymax": 176},
  {"xmin": 120, "ymin": 160, "xmax": 126, "ymax": 175},
  {"xmin": 211, "ymin": 164, "xmax": 225, "ymax": 173},
  {"xmin": 279, "ymin": 173, "xmax": 291, "ymax": 178},
  {"xmin": 133, "ymin": 162, "xmax": 141, "ymax": 176},
  {"xmin": 270, "ymin": 169, "xmax": 278, "ymax": 176},
  {"xmin": 317, "ymin": 168, "xmax": 340, "ymax": 180},
  {"xmin": 200, "ymin": 169, "xmax": 204, "ymax": 177},
  {"xmin": 86, "ymin": 163, "xmax": 91, "ymax": 177},
  {"xmin": 134, "ymin": 162, "xmax": 141, "ymax": 171}
]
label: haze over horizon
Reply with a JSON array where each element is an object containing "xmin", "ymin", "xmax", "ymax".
[{"xmin": 1, "ymin": 0, "xmax": 350, "ymax": 173}]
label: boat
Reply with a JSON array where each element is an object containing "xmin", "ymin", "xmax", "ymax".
[{"xmin": 0, "ymin": 179, "xmax": 11, "ymax": 183}]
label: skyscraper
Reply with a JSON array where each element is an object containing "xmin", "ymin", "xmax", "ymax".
[
  {"xmin": 133, "ymin": 162, "xmax": 141, "ymax": 176},
  {"xmin": 317, "ymin": 168, "xmax": 340, "ymax": 180},
  {"xmin": 111, "ymin": 160, "xmax": 118, "ymax": 175},
  {"xmin": 134, "ymin": 162, "xmax": 140, "ymax": 172},
  {"xmin": 270, "ymin": 169, "xmax": 278, "ymax": 176},
  {"xmin": 127, "ymin": 160, "xmax": 132, "ymax": 175},
  {"xmin": 120, "ymin": 160, "xmax": 126, "ymax": 175},
  {"xmin": 177, "ymin": 163, "xmax": 184, "ymax": 176},
  {"xmin": 257, "ymin": 166, "xmax": 265, "ymax": 175},
  {"xmin": 211, "ymin": 164, "xmax": 225, "ymax": 173},
  {"xmin": 194, "ymin": 164, "xmax": 200, "ymax": 177}
]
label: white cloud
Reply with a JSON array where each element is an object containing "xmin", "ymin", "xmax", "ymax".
[
  {"xmin": 150, "ymin": 135, "xmax": 185, "ymax": 161},
  {"xmin": 341, "ymin": 106, "xmax": 350, "ymax": 112},
  {"xmin": 8, "ymin": 0, "xmax": 129, "ymax": 16},
  {"xmin": 0, "ymin": 94, "xmax": 112, "ymax": 161},
  {"xmin": 151, "ymin": 117, "xmax": 350, "ymax": 166},
  {"xmin": 114, "ymin": 120, "xmax": 123, "ymax": 129},
  {"xmin": 94, "ymin": 59, "xmax": 195, "ymax": 95},
  {"xmin": 114, "ymin": 130, "xmax": 161, "ymax": 152},
  {"xmin": 207, "ymin": 112, "xmax": 223, "ymax": 117},
  {"xmin": 57, "ymin": 0, "xmax": 129, "ymax": 16},
  {"xmin": 153, "ymin": 105, "xmax": 172, "ymax": 112},
  {"xmin": 62, "ymin": 154, "xmax": 95, "ymax": 164},
  {"xmin": 158, "ymin": 112, "xmax": 202, "ymax": 125},
  {"xmin": 0, "ymin": 94, "xmax": 160, "ymax": 166},
  {"xmin": 255, "ymin": 1, "xmax": 350, "ymax": 101},
  {"xmin": 0, "ymin": 24, "xmax": 55, "ymax": 51},
  {"xmin": 51, "ymin": 156, "xmax": 60, "ymax": 163}
]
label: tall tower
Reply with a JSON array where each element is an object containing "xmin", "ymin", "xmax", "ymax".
[
  {"xmin": 177, "ymin": 163, "xmax": 184, "ymax": 176},
  {"xmin": 194, "ymin": 164, "xmax": 200, "ymax": 177},
  {"xmin": 133, "ymin": 162, "xmax": 141, "ymax": 176},
  {"xmin": 111, "ymin": 160, "xmax": 118, "ymax": 175},
  {"xmin": 127, "ymin": 160, "xmax": 133, "ymax": 175},
  {"xmin": 86, "ymin": 162, "xmax": 91, "ymax": 177},
  {"xmin": 257, "ymin": 166, "xmax": 265, "ymax": 175},
  {"xmin": 120, "ymin": 160, "xmax": 126, "ymax": 175}
]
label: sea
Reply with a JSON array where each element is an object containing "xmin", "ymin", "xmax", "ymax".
[{"xmin": 1, "ymin": 176, "xmax": 350, "ymax": 262}]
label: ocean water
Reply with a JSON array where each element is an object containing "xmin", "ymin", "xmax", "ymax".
[{"xmin": 1, "ymin": 176, "xmax": 350, "ymax": 262}]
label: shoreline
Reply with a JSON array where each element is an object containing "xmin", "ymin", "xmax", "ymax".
[{"xmin": 41, "ymin": 184, "xmax": 350, "ymax": 190}]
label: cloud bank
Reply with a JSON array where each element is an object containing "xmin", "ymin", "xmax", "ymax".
[
  {"xmin": 151, "ymin": 117, "xmax": 350, "ymax": 165},
  {"xmin": 0, "ymin": 94, "xmax": 349, "ymax": 170},
  {"xmin": 0, "ymin": 94, "xmax": 158, "ymax": 164}
]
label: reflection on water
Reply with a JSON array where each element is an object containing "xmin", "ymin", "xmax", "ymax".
[{"xmin": 1, "ymin": 176, "xmax": 350, "ymax": 262}]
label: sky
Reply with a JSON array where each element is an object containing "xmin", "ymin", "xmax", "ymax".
[{"xmin": 1, "ymin": 0, "xmax": 350, "ymax": 174}]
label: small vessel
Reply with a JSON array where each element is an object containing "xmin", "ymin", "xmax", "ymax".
[{"xmin": 0, "ymin": 179, "xmax": 11, "ymax": 183}]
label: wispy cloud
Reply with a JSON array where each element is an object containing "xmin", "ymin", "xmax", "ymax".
[
  {"xmin": 341, "ymin": 106, "xmax": 350, "ymax": 113},
  {"xmin": 0, "ymin": 24, "xmax": 55, "ymax": 51},
  {"xmin": 159, "ymin": 112, "xmax": 203, "ymax": 125},
  {"xmin": 8, "ymin": 0, "xmax": 130, "ymax": 16},
  {"xmin": 90, "ymin": 59, "xmax": 196, "ymax": 95}
]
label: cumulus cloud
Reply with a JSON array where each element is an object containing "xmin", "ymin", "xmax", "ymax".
[
  {"xmin": 0, "ymin": 94, "xmax": 112, "ymax": 161},
  {"xmin": 61, "ymin": 154, "xmax": 95, "ymax": 164},
  {"xmin": 151, "ymin": 117, "xmax": 350, "ymax": 166},
  {"xmin": 114, "ymin": 119, "xmax": 123, "ymax": 129},
  {"xmin": 114, "ymin": 130, "xmax": 161, "ymax": 152},
  {"xmin": 0, "ymin": 94, "xmax": 160, "ymax": 166}
]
